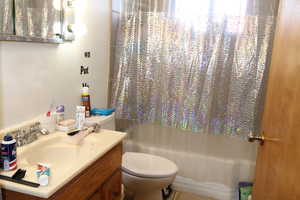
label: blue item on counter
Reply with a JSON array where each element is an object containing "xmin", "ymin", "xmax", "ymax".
[
  {"xmin": 91, "ymin": 108, "xmax": 115, "ymax": 116},
  {"xmin": 1, "ymin": 135, "xmax": 17, "ymax": 171}
]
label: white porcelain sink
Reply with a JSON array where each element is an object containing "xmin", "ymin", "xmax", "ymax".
[
  {"xmin": 18, "ymin": 135, "xmax": 78, "ymax": 170},
  {"xmin": 0, "ymin": 130, "xmax": 126, "ymax": 198}
]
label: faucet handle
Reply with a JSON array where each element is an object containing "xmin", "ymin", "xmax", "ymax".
[{"xmin": 39, "ymin": 128, "xmax": 50, "ymax": 135}]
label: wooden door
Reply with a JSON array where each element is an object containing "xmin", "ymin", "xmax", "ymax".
[{"xmin": 252, "ymin": 0, "xmax": 300, "ymax": 199}]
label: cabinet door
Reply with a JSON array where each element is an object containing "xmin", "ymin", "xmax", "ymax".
[
  {"xmin": 89, "ymin": 190, "xmax": 102, "ymax": 200},
  {"xmin": 100, "ymin": 170, "xmax": 122, "ymax": 200}
]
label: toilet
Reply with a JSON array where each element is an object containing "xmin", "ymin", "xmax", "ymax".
[
  {"xmin": 87, "ymin": 114, "xmax": 178, "ymax": 200},
  {"xmin": 122, "ymin": 152, "xmax": 178, "ymax": 200}
]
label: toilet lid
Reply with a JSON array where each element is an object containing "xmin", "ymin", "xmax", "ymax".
[{"xmin": 122, "ymin": 152, "xmax": 178, "ymax": 178}]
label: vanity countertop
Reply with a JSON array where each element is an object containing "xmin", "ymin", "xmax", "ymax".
[{"xmin": 0, "ymin": 129, "xmax": 126, "ymax": 198}]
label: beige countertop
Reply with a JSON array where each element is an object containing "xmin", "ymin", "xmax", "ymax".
[{"xmin": 0, "ymin": 129, "xmax": 126, "ymax": 198}]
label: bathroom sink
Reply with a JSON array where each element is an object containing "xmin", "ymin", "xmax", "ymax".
[
  {"xmin": 0, "ymin": 130, "xmax": 127, "ymax": 198},
  {"xmin": 18, "ymin": 135, "xmax": 80, "ymax": 171},
  {"xmin": 21, "ymin": 145, "xmax": 77, "ymax": 167}
]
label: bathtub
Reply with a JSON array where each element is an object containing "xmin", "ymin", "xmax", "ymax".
[{"xmin": 122, "ymin": 123, "xmax": 257, "ymax": 200}]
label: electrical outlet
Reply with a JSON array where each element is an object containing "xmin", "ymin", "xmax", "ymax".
[{"xmin": 84, "ymin": 52, "xmax": 91, "ymax": 58}]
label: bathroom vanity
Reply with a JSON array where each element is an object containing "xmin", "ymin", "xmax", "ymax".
[{"xmin": 0, "ymin": 130, "xmax": 126, "ymax": 200}]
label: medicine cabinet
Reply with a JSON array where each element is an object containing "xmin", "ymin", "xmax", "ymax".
[{"xmin": 0, "ymin": 0, "xmax": 75, "ymax": 43}]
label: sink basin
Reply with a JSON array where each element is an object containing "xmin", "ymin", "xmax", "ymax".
[
  {"xmin": 18, "ymin": 135, "xmax": 79, "ymax": 171},
  {"xmin": 23, "ymin": 145, "xmax": 77, "ymax": 166}
]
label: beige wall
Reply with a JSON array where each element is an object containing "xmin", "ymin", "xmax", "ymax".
[{"xmin": 0, "ymin": 0, "xmax": 111, "ymax": 129}]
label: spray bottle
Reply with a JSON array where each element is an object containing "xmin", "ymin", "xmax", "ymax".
[{"xmin": 81, "ymin": 83, "xmax": 91, "ymax": 118}]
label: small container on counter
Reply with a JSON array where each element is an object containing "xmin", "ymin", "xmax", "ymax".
[
  {"xmin": 56, "ymin": 119, "xmax": 77, "ymax": 132},
  {"xmin": 36, "ymin": 163, "xmax": 51, "ymax": 186},
  {"xmin": 1, "ymin": 135, "xmax": 17, "ymax": 171},
  {"xmin": 56, "ymin": 105, "xmax": 65, "ymax": 124},
  {"xmin": 76, "ymin": 106, "xmax": 86, "ymax": 130}
]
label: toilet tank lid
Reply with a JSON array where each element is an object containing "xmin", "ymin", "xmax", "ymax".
[
  {"xmin": 122, "ymin": 152, "xmax": 178, "ymax": 178},
  {"xmin": 85, "ymin": 113, "xmax": 115, "ymax": 125}
]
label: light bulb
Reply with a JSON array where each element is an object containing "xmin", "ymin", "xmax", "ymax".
[
  {"xmin": 67, "ymin": 24, "xmax": 87, "ymax": 36},
  {"xmin": 53, "ymin": 0, "xmax": 62, "ymax": 10}
]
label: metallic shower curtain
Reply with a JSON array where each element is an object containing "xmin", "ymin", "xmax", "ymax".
[{"xmin": 111, "ymin": 0, "xmax": 279, "ymax": 137}]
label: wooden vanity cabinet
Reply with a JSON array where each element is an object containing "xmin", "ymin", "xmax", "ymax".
[
  {"xmin": 2, "ymin": 143, "xmax": 123, "ymax": 200},
  {"xmin": 90, "ymin": 170, "xmax": 121, "ymax": 200}
]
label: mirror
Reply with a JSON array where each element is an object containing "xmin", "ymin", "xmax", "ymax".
[
  {"xmin": 0, "ymin": 0, "xmax": 14, "ymax": 35},
  {"xmin": 0, "ymin": 0, "xmax": 75, "ymax": 43},
  {"xmin": 14, "ymin": 0, "xmax": 63, "ymax": 42}
]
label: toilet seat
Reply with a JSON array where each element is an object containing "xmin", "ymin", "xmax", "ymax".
[{"xmin": 122, "ymin": 152, "xmax": 178, "ymax": 178}]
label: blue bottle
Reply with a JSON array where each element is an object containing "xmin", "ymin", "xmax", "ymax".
[{"xmin": 1, "ymin": 135, "xmax": 17, "ymax": 171}]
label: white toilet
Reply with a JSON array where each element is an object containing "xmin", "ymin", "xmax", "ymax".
[
  {"xmin": 122, "ymin": 152, "xmax": 178, "ymax": 200},
  {"xmin": 87, "ymin": 114, "xmax": 178, "ymax": 200}
]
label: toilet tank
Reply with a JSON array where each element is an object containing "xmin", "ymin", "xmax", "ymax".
[{"xmin": 85, "ymin": 113, "xmax": 116, "ymax": 131}]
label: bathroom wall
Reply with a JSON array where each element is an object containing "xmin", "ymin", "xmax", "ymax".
[{"xmin": 0, "ymin": 0, "xmax": 111, "ymax": 129}]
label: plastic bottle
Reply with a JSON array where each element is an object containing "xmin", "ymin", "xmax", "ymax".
[
  {"xmin": 56, "ymin": 105, "xmax": 65, "ymax": 124},
  {"xmin": 76, "ymin": 106, "xmax": 86, "ymax": 130},
  {"xmin": 81, "ymin": 85, "xmax": 91, "ymax": 118},
  {"xmin": 1, "ymin": 135, "xmax": 17, "ymax": 171}
]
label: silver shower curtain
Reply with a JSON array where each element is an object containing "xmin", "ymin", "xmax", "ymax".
[{"xmin": 111, "ymin": 0, "xmax": 279, "ymax": 137}]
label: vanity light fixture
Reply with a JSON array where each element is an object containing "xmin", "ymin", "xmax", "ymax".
[
  {"xmin": 63, "ymin": 0, "xmax": 76, "ymax": 40},
  {"xmin": 67, "ymin": 0, "xmax": 75, "ymax": 8},
  {"xmin": 64, "ymin": 0, "xmax": 87, "ymax": 40},
  {"xmin": 66, "ymin": 24, "xmax": 87, "ymax": 36},
  {"xmin": 67, "ymin": 24, "xmax": 74, "ymax": 33}
]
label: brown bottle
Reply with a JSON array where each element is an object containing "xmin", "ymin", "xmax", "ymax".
[{"xmin": 81, "ymin": 86, "xmax": 91, "ymax": 118}]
